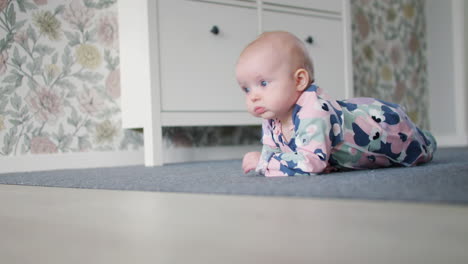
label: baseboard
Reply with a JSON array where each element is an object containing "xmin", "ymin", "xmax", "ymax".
[
  {"xmin": 1, "ymin": 136, "xmax": 463, "ymax": 173},
  {"xmin": 0, "ymin": 145, "xmax": 261, "ymax": 173},
  {"xmin": 0, "ymin": 150, "xmax": 144, "ymax": 174},
  {"xmin": 162, "ymin": 145, "xmax": 260, "ymax": 164},
  {"xmin": 434, "ymin": 133, "xmax": 468, "ymax": 147}
]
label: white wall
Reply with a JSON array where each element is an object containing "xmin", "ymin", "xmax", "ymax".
[
  {"xmin": 426, "ymin": 0, "xmax": 467, "ymax": 147},
  {"xmin": 466, "ymin": 0, "xmax": 468, "ymax": 136},
  {"xmin": 426, "ymin": 0, "xmax": 454, "ymax": 135}
]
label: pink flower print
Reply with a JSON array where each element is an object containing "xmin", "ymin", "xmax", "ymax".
[
  {"xmin": 14, "ymin": 30, "xmax": 29, "ymax": 45},
  {"xmin": 78, "ymin": 89, "xmax": 104, "ymax": 115},
  {"xmin": 408, "ymin": 33, "xmax": 420, "ymax": 54},
  {"xmin": 356, "ymin": 10, "xmax": 370, "ymax": 39},
  {"xmin": 26, "ymin": 89, "xmax": 64, "ymax": 124},
  {"xmin": 33, "ymin": 0, "xmax": 47, "ymax": 5},
  {"xmin": 30, "ymin": 136, "xmax": 58, "ymax": 154},
  {"xmin": 97, "ymin": 13, "xmax": 119, "ymax": 49},
  {"xmin": 0, "ymin": 0, "xmax": 8, "ymax": 12},
  {"xmin": 0, "ymin": 51, "xmax": 8, "ymax": 75},
  {"xmin": 62, "ymin": 0, "xmax": 94, "ymax": 30},
  {"xmin": 411, "ymin": 70, "xmax": 420, "ymax": 89},
  {"xmin": 105, "ymin": 69, "xmax": 120, "ymax": 99},
  {"xmin": 393, "ymin": 80, "xmax": 407, "ymax": 102},
  {"xmin": 390, "ymin": 43, "xmax": 404, "ymax": 67}
]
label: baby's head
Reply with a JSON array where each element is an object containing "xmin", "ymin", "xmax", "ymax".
[{"xmin": 235, "ymin": 31, "xmax": 314, "ymax": 122}]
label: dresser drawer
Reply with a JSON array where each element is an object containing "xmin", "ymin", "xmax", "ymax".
[
  {"xmin": 263, "ymin": 0, "xmax": 342, "ymax": 14},
  {"xmin": 158, "ymin": 0, "xmax": 257, "ymax": 111},
  {"xmin": 263, "ymin": 11, "xmax": 346, "ymax": 100}
]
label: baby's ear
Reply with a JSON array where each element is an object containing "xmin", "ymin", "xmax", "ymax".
[{"xmin": 294, "ymin": 68, "xmax": 310, "ymax": 92}]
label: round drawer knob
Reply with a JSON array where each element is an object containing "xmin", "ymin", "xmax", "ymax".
[
  {"xmin": 210, "ymin": 25, "xmax": 220, "ymax": 35},
  {"xmin": 306, "ymin": 36, "xmax": 314, "ymax": 44}
]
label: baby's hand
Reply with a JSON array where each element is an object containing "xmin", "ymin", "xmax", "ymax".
[{"xmin": 242, "ymin": 151, "xmax": 261, "ymax": 174}]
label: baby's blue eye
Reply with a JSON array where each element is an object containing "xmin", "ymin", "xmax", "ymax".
[
  {"xmin": 243, "ymin": 87, "xmax": 251, "ymax": 93},
  {"xmin": 260, "ymin": 80, "xmax": 268, "ymax": 87}
]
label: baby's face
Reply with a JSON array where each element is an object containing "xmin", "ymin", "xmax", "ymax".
[{"xmin": 236, "ymin": 45, "xmax": 301, "ymax": 122}]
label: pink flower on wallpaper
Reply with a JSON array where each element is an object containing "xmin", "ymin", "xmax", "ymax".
[
  {"xmin": 14, "ymin": 30, "xmax": 28, "ymax": 45},
  {"xmin": 62, "ymin": 0, "xmax": 94, "ymax": 30},
  {"xmin": 30, "ymin": 136, "xmax": 58, "ymax": 154},
  {"xmin": 97, "ymin": 13, "xmax": 119, "ymax": 49},
  {"xmin": 0, "ymin": 0, "xmax": 8, "ymax": 12},
  {"xmin": 0, "ymin": 51, "xmax": 8, "ymax": 75},
  {"xmin": 408, "ymin": 33, "xmax": 420, "ymax": 54},
  {"xmin": 33, "ymin": 0, "xmax": 48, "ymax": 5},
  {"xmin": 78, "ymin": 89, "xmax": 104, "ymax": 115},
  {"xmin": 393, "ymin": 80, "xmax": 407, "ymax": 102},
  {"xmin": 356, "ymin": 10, "xmax": 370, "ymax": 39},
  {"xmin": 390, "ymin": 44, "xmax": 402, "ymax": 65},
  {"xmin": 105, "ymin": 69, "xmax": 120, "ymax": 99},
  {"xmin": 26, "ymin": 89, "xmax": 64, "ymax": 124}
]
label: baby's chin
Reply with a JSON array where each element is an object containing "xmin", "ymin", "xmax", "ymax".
[{"xmin": 251, "ymin": 111, "xmax": 276, "ymax": 119}]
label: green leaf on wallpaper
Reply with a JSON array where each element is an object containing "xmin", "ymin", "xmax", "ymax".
[
  {"xmin": 58, "ymin": 124, "xmax": 65, "ymax": 138},
  {"xmin": 54, "ymin": 5, "xmax": 65, "ymax": 15},
  {"xmin": 52, "ymin": 53, "xmax": 58, "ymax": 64},
  {"xmin": 78, "ymin": 136, "xmax": 92, "ymax": 151},
  {"xmin": 27, "ymin": 25, "xmax": 37, "ymax": 43},
  {"xmin": 6, "ymin": 109, "xmax": 20, "ymax": 119},
  {"xmin": 62, "ymin": 46, "xmax": 72, "ymax": 71},
  {"xmin": 35, "ymin": 44, "xmax": 54, "ymax": 56},
  {"xmin": 20, "ymin": 105, "xmax": 28, "ymax": 118},
  {"xmin": 26, "ymin": 62, "xmax": 34, "ymax": 74},
  {"xmin": 84, "ymin": 119, "xmax": 93, "ymax": 130},
  {"xmin": 13, "ymin": 19, "xmax": 27, "ymax": 31},
  {"xmin": 73, "ymin": 71, "xmax": 104, "ymax": 83},
  {"xmin": 104, "ymin": 50, "xmax": 119, "ymax": 71},
  {"xmin": 17, "ymin": 0, "xmax": 37, "ymax": 12},
  {"xmin": 17, "ymin": 0, "xmax": 26, "ymax": 12},
  {"xmin": 26, "ymin": 123, "xmax": 33, "ymax": 133},
  {"xmin": 3, "ymin": 73, "xmax": 20, "ymax": 84},
  {"xmin": 60, "ymin": 136, "xmax": 73, "ymax": 152},
  {"xmin": 23, "ymin": 133, "xmax": 30, "ymax": 145},
  {"xmin": 2, "ymin": 131, "xmax": 14, "ymax": 155},
  {"xmin": 1, "ymin": 85, "xmax": 16, "ymax": 96},
  {"xmin": 0, "ymin": 39, "xmax": 6, "ymax": 53},
  {"xmin": 12, "ymin": 47, "xmax": 22, "ymax": 66},
  {"xmin": 56, "ymin": 79, "xmax": 77, "ymax": 91},
  {"xmin": 10, "ymin": 94, "xmax": 21, "ymax": 112},
  {"xmin": 64, "ymin": 31, "xmax": 81, "ymax": 47},
  {"xmin": 67, "ymin": 108, "xmax": 81, "ymax": 127},
  {"xmin": 96, "ymin": 107, "xmax": 119, "ymax": 119},
  {"xmin": 84, "ymin": 0, "xmax": 116, "ymax": 9},
  {"xmin": 0, "ymin": 100, "xmax": 7, "ymax": 113},
  {"xmin": 9, "ymin": 119, "xmax": 22, "ymax": 126},
  {"xmin": 7, "ymin": 4, "xmax": 15, "ymax": 26}
]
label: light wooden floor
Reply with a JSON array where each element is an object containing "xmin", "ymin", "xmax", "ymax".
[{"xmin": 1, "ymin": 184, "xmax": 467, "ymax": 264}]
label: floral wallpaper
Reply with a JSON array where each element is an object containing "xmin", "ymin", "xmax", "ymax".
[
  {"xmin": 0, "ymin": 0, "xmax": 142, "ymax": 156},
  {"xmin": 0, "ymin": 0, "xmax": 429, "ymax": 159},
  {"xmin": 351, "ymin": 0, "xmax": 429, "ymax": 129}
]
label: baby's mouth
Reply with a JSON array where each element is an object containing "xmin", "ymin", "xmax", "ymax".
[{"xmin": 254, "ymin": 107, "xmax": 266, "ymax": 114}]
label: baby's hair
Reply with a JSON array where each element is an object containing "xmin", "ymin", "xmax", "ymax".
[{"xmin": 248, "ymin": 31, "xmax": 315, "ymax": 84}]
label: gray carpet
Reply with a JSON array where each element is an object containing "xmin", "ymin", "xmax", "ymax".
[{"xmin": 1, "ymin": 147, "xmax": 468, "ymax": 204}]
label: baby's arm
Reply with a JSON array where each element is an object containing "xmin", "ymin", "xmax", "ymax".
[
  {"xmin": 242, "ymin": 151, "xmax": 261, "ymax": 173},
  {"xmin": 260, "ymin": 111, "xmax": 337, "ymax": 176}
]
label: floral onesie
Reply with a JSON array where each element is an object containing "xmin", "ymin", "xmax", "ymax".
[{"xmin": 255, "ymin": 84, "xmax": 437, "ymax": 176}]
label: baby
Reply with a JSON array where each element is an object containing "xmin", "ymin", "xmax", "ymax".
[{"xmin": 235, "ymin": 31, "xmax": 437, "ymax": 176}]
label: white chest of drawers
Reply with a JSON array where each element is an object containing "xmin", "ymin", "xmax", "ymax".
[{"xmin": 118, "ymin": 0, "xmax": 353, "ymax": 166}]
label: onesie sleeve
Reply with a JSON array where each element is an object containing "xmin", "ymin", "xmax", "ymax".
[
  {"xmin": 258, "ymin": 89, "xmax": 343, "ymax": 177},
  {"xmin": 255, "ymin": 120, "xmax": 282, "ymax": 175}
]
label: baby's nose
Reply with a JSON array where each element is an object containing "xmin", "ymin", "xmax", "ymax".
[
  {"xmin": 249, "ymin": 90, "xmax": 261, "ymax": 102},
  {"xmin": 250, "ymin": 94, "xmax": 260, "ymax": 102}
]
